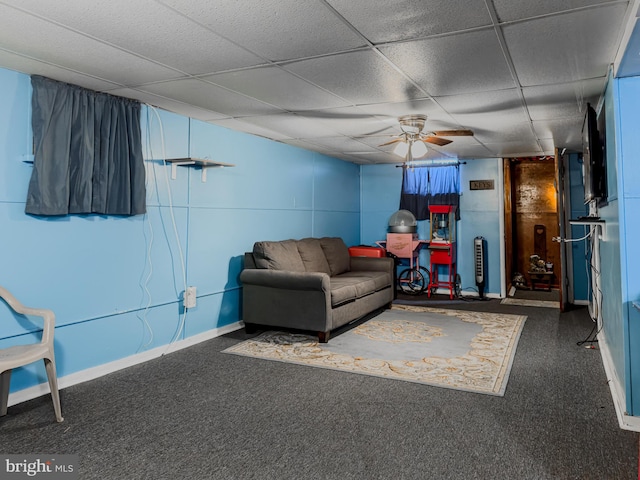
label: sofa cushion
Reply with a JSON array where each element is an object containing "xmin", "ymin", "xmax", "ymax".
[
  {"xmin": 338, "ymin": 271, "xmax": 391, "ymax": 292},
  {"xmin": 319, "ymin": 237, "xmax": 351, "ymax": 276},
  {"xmin": 297, "ymin": 238, "xmax": 331, "ymax": 275},
  {"xmin": 328, "ymin": 277, "xmax": 358, "ymax": 306},
  {"xmin": 253, "ymin": 240, "xmax": 305, "ymax": 272}
]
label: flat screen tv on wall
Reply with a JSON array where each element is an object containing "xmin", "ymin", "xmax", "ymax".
[{"xmin": 582, "ymin": 102, "xmax": 607, "ymax": 206}]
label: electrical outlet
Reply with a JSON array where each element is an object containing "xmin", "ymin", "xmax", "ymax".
[{"xmin": 184, "ymin": 286, "xmax": 196, "ymax": 308}]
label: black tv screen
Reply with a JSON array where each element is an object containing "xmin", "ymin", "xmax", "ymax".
[{"xmin": 582, "ymin": 103, "xmax": 607, "ymax": 206}]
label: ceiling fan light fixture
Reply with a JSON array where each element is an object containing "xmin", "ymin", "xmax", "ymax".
[
  {"xmin": 393, "ymin": 141, "xmax": 409, "ymax": 157},
  {"xmin": 410, "ymin": 140, "xmax": 428, "ymax": 158},
  {"xmin": 398, "ymin": 114, "xmax": 427, "ymax": 135}
]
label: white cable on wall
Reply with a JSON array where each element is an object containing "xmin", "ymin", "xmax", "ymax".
[
  {"xmin": 145, "ymin": 105, "xmax": 189, "ymax": 350},
  {"xmin": 589, "ymin": 225, "xmax": 602, "ymax": 327},
  {"xmin": 135, "ymin": 108, "xmax": 159, "ymax": 352}
]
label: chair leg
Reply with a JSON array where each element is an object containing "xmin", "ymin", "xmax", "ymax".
[
  {"xmin": 44, "ymin": 358, "xmax": 63, "ymax": 423},
  {"xmin": 1, "ymin": 369, "xmax": 11, "ymax": 417}
]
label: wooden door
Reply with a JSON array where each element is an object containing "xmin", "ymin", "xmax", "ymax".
[
  {"xmin": 554, "ymin": 149, "xmax": 568, "ymax": 311},
  {"xmin": 503, "ymin": 158, "xmax": 515, "ymax": 293}
]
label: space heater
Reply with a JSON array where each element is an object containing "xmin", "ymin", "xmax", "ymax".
[{"xmin": 474, "ymin": 236, "xmax": 486, "ymax": 299}]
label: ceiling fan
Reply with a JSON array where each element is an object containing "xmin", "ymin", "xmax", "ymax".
[{"xmin": 380, "ymin": 114, "xmax": 473, "ymax": 159}]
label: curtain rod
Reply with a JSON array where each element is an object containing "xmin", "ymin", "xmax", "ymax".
[{"xmin": 396, "ymin": 161, "xmax": 466, "ymax": 168}]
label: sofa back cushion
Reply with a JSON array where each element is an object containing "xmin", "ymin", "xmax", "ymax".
[
  {"xmin": 253, "ymin": 240, "xmax": 305, "ymax": 271},
  {"xmin": 319, "ymin": 237, "xmax": 351, "ymax": 276},
  {"xmin": 297, "ymin": 238, "xmax": 331, "ymax": 275}
]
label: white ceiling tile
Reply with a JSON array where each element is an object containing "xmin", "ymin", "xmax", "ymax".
[
  {"xmin": 282, "ymin": 139, "xmax": 336, "ymax": 154},
  {"xmin": 380, "ymin": 30, "xmax": 517, "ymax": 96},
  {"xmin": 502, "ymin": 4, "xmax": 628, "ymax": 86},
  {"xmin": 449, "ymin": 143, "xmax": 496, "ymax": 159},
  {"xmin": 539, "ymin": 139, "xmax": 558, "ymax": 153},
  {"xmin": 208, "ymin": 118, "xmax": 292, "ymax": 141},
  {"xmin": 140, "ymin": 78, "xmax": 284, "ymax": 117},
  {"xmin": 357, "ymin": 98, "xmax": 453, "ymax": 124},
  {"xmin": 239, "ymin": 114, "xmax": 341, "ymax": 139},
  {"xmin": 484, "ymin": 142, "xmax": 545, "ymax": 157},
  {"xmin": 353, "ymin": 134, "xmax": 399, "ymax": 149},
  {"xmin": 1, "ymin": 0, "xmax": 265, "ymax": 74},
  {"xmin": 522, "ymin": 78, "xmax": 605, "ymax": 120},
  {"xmin": 297, "ymin": 107, "xmax": 398, "ymax": 137},
  {"xmin": 533, "ymin": 117, "xmax": 584, "ymax": 151},
  {"xmin": 493, "ymin": 0, "xmax": 623, "ymax": 23},
  {"xmin": 436, "ymin": 89, "xmax": 525, "ymax": 116},
  {"xmin": 326, "ymin": 0, "xmax": 492, "ymax": 44},
  {"xmin": 459, "ymin": 117, "xmax": 536, "ymax": 144},
  {"xmin": 159, "ymin": 0, "xmax": 366, "ymax": 61},
  {"xmin": 106, "ymin": 87, "xmax": 228, "ymax": 121},
  {"xmin": 446, "ymin": 109, "xmax": 533, "ymax": 141},
  {"xmin": 0, "ymin": 48, "xmax": 122, "ymax": 92},
  {"xmin": 203, "ymin": 67, "xmax": 349, "ymax": 111},
  {"xmin": 284, "ymin": 50, "xmax": 425, "ymax": 105},
  {"xmin": 0, "ymin": 4, "xmax": 182, "ymax": 86},
  {"xmin": 302, "ymin": 136, "xmax": 377, "ymax": 153}
]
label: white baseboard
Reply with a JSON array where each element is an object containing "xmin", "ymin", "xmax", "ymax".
[
  {"xmin": 8, "ymin": 321, "xmax": 243, "ymax": 408},
  {"xmin": 598, "ymin": 329, "xmax": 640, "ymax": 432}
]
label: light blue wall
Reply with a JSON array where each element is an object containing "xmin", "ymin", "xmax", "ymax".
[
  {"xmin": 0, "ymin": 67, "xmax": 360, "ymax": 394},
  {"xmin": 360, "ymin": 163, "xmax": 402, "ymax": 246},
  {"xmin": 360, "ymin": 159, "xmax": 503, "ymax": 295},
  {"xmin": 614, "ymin": 75, "xmax": 640, "ymax": 415},
  {"xmin": 458, "ymin": 158, "xmax": 502, "ymax": 295},
  {"xmin": 567, "ymin": 152, "xmax": 589, "ymax": 301},
  {"xmin": 599, "ymin": 78, "xmax": 625, "ymax": 408}
]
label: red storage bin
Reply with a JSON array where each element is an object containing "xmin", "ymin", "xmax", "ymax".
[{"xmin": 348, "ymin": 246, "xmax": 387, "ymax": 258}]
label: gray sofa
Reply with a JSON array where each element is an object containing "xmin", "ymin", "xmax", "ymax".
[{"xmin": 240, "ymin": 237, "xmax": 394, "ymax": 342}]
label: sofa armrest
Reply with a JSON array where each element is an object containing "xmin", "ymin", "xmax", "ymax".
[
  {"xmin": 349, "ymin": 256, "xmax": 395, "ymax": 273},
  {"xmin": 240, "ymin": 269, "xmax": 332, "ymax": 333},
  {"xmin": 240, "ymin": 269, "xmax": 330, "ymax": 291}
]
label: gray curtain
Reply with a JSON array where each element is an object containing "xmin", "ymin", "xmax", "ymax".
[{"xmin": 26, "ymin": 75, "xmax": 146, "ymax": 216}]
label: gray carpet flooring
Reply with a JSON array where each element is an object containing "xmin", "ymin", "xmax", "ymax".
[{"xmin": 1, "ymin": 297, "xmax": 638, "ymax": 479}]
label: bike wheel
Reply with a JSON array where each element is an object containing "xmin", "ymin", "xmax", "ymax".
[
  {"xmin": 418, "ymin": 266, "xmax": 431, "ymax": 293},
  {"xmin": 454, "ymin": 273, "xmax": 462, "ymax": 298},
  {"xmin": 398, "ymin": 268, "xmax": 426, "ymax": 295}
]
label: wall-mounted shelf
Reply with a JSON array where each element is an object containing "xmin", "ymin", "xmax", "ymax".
[
  {"xmin": 569, "ymin": 217, "xmax": 606, "ymax": 240},
  {"xmin": 166, "ymin": 158, "xmax": 235, "ymax": 182},
  {"xmin": 569, "ymin": 217, "xmax": 605, "ymax": 226}
]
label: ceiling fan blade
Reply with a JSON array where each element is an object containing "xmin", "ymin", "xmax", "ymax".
[
  {"xmin": 432, "ymin": 129, "xmax": 474, "ymax": 137},
  {"xmin": 423, "ymin": 136, "xmax": 452, "ymax": 146},
  {"xmin": 379, "ymin": 138, "xmax": 403, "ymax": 147}
]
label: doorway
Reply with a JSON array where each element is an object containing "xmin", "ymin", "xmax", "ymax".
[{"xmin": 503, "ymin": 157, "xmax": 561, "ymax": 304}]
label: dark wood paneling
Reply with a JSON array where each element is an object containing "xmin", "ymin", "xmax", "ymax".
[{"xmin": 511, "ymin": 159, "xmax": 560, "ymax": 287}]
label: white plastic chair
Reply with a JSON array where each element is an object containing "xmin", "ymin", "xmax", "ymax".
[{"xmin": 0, "ymin": 286, "xmax": 63, "ymax": 422}]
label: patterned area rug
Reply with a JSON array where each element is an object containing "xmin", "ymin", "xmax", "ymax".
[{"xmin": 224, "ymin": 305, "xmax": 527, "ymax": 396}]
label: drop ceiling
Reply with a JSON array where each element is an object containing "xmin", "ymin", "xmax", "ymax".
[{"xmin": 0, "ymin": 0, "xmax": 638, "ymax": 164}]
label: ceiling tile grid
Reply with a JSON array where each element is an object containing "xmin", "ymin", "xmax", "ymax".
[
  {"xmin": 0, "ymin": 0, "xmax": 266, "ymax": 75},
  {"xmin": 283, "ymin": 50, "xmax": 427, "ymax": 106},
  {"xmin": 0, "ymin": 0, "xmax": 635, "ymax": 163},
  {"xmin": 158, "ymin": 0, "xmax": 368, "ymax": 61},
  {"xmin": 379, "ymin": 29, "xmax": 518, "ymax": 97},
  {"xmin": 325, "ymin": 0, "xmax": 494, "ymax": 44}
]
